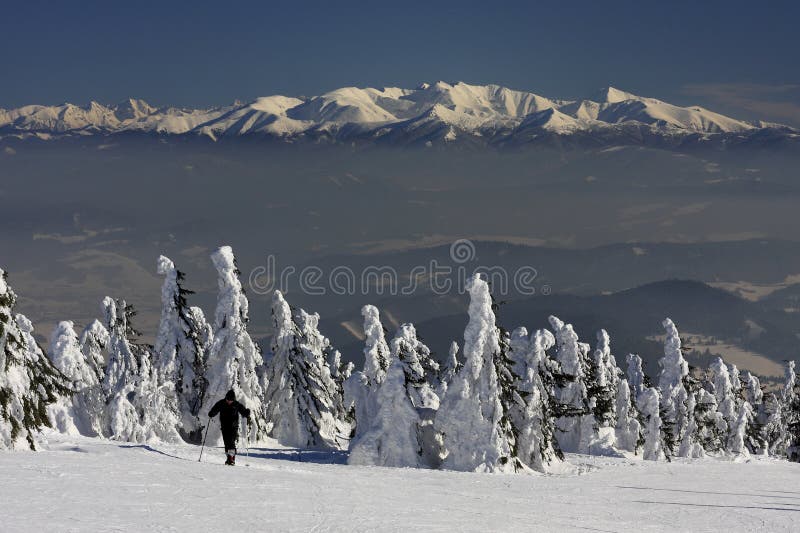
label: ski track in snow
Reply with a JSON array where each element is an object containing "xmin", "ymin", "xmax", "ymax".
[{"xmin": 1, "ymin": 433, "xmax": 798, "ymax": 532}]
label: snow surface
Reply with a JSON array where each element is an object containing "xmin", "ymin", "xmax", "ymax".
[{"xmin": 1, "ymin": 431, "xmax": 798, "ymax": 532}]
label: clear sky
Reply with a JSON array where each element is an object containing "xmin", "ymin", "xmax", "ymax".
[{"xmin": 2, "ymin": 0, "xmax": 799, "ymax": 124}]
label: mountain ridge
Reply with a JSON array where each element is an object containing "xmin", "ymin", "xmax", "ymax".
[{"xmin": 1, "ymin": 81, "xmax": 797, "ymax": 148}]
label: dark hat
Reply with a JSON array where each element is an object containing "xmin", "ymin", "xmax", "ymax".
[{"xmin": 225, "ymin": 390, "xmax": 236, "ymax": 401}]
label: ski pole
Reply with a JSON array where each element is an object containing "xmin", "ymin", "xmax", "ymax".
[
  {"xmin": 198, "ymin": 418, "xmax": 212, "ymax": 462},
  {"xmin": 243, "ymin": 417, "xmax": 250, "ymax": 466}
]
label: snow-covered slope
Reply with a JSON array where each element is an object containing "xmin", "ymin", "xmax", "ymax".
[
  {"xmin": 1, "ymin": 82, "xmax": 796, "ymax": 147},
  {"xmin": 1, "ymin": 432, "xmax": 797, "ymax": 532}
]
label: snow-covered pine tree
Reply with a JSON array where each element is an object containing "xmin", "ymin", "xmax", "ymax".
[
  {"xmin": 263, "ymin": 290, "xmax": 343, "ymax": 449},
  {"xmin": 708, "ymin": 357, "xmax": 737, "ymax": 439},
  {"xmin": 692, "ymin": 387, "xmax": 727, "ymax": 454},
  {"xmin": 79, "ymin": 319, "xmax": 110, "ymax": 437},
  {"xmin": 677, "ymin": 377, "xmax": 704, "ymax": 458},
  {"xmin": 48, "ymin": 321, "xmax": 105, "ymax": 436},
  {"xmin": 782, "ymin": 361, "xmax": 800, "ymax": 461},
  {"xmin": 344, "ymin": 304, "xmax": 392, "ymax": 442},
  {"xmin": 761, "ymin": 391, "xmax": 786, "ymax": 456},
  {"xmin": 153, "ymin": 255, "xmax": 211, "ymax": 442},
  {"xmin": 728, "ymin": 401, "xmax": 753, "ymax": 457},
  {"xmin": 438, "ymin": 341, "xmax": 461, "ymax": 396},
  {"xmin": 329, "ymin": 350, "xmax": 353, "ymax": 405},
  {"xmin": 5, "ymin": 308, "xmax": 73, "ymax": 447},
  {"xmin": 729, "ymin": 363, "xmax": 742, "ymax": 403},
  {"xmin": 79, "ymin": 319, "xmax": 108, "ymax": 383},
  {"xmin": 583, "ymin": 329, "xmax": 622, "ymax": 454},
  {"xmin": 509, "ymin": 327, "xmax": 563, "ymax": 471},
  {"xmin": 435, "ymin": 274, "xmax": 525, "ymax": 473},
  {"xmin": 349, "ymin": 323, "xmax": 441, "ymax": 468},
  {"xmin": 134, "ymin": 342, "xmax": 182, "ymax": 444},
  {"xmin": 626, "ymin": 353, "xmax": 647, "ymax": 400},
  {"xmin": 102, "ymin": 297, "xmax": 181, "ymax": 443},
  {"xmin": 638, "ymin": 387, "xmax": 664, "ymax": 461},
  {"xmin": 741, "ymin": 370, "xmax": 767, "ymax": 454},
  {"xmin": 548, "ymin": 315, "xmax": 593, "ymax": 453},
  {"xmin": 614, "ymin": 377, "xmax": 642, "ymax": 454},
  {"xmin": 201, "ymin": 246, "xmax": 267, "ymax": 443},
  {"xmin": 388, "ymin": 324, "xmax": 440, "ymax": 410},
  {"xmin": 657, "ymin": 318, "xmax": 690, "ymax": 457}
]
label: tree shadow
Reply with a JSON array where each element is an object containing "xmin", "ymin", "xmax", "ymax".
[
  {"xmin": 634, "ymin": 501, "xmax": 800, "ymax": 512},
  {"xmin": 618, "ymin": 486, "xmax": 800, "ymax": 500},
  {"xmin": 118, "ymin": 444, "xmax": 191, "ymax": 462},
  {"xmin": 245, "ymin": 447, "xmax": 348, "ymax": 465}
]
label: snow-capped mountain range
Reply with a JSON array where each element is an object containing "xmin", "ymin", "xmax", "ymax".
[{"xmin": 1, "ymin": 82, "xmax": 797, "ymax": 148}]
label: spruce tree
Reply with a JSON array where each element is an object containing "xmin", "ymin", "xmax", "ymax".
[
  {"xmin": 263, "ymin": 290, "xmax": 344, "ymax": 449},
  {"xmin": 782, "ymin": 361, "xmax": 800, "ymax": 461},
  {"xmin": 16, "ymin": 313, "xmax": 76, "ymax": 439},
  {"xmin": 438, "ymin": 341, "xmax": 461, "ymax": 396},
  {"xmin": 587, "ymin": 329, "xmax": 619, "ymax": 431},
  {"xmin": 435, "ymin": 274, "xmax": 525, "ymax": 472},
  {"xmin": 102, "ymin": 297, "xmax": 181, "ymax": 443},
  {"xmin": 548, "ymin": 315, "xmax": 593, "ymax": 453},
  {"xmin": 343, "ymin": 304, "xmax": 392, "ymax": 442},
  {"xmin": 614, "ymin": 378, "xmax": 642, "ymax": 454},
  {"xmin": 349, "ymin": 323, "xmax": 440, "ymax": 468},
  {"xmin": 0, "ymin": 270, "xmax": 71, "ymax": 450},
  {"xmin": 657, "ymin": 319, "xmax": 691, "ymax": 457},
  {"xmin": 638, "ymin": 387, "xmax": 664, "ymax": 461},
  {"xmin": 509, "ymin": 327, "xmax": 563, "ymax": 471},
  {"xmin": 741, "ymin": 370, "xmax": 767, "ymax": 455},
  {"xmin": 708, "ymin": 357, "xmax": 736, "ymax": 439},
  {"xmin": 154, "ymin": 255, "xmax": 211, "ymax": 442},
  {"xmin": 201, "ymin": 246, "xmax": 267, "ymax": 443},
  {"xmin": 49, "ymin": 321, "xmax": 105, "ymax": 436}
]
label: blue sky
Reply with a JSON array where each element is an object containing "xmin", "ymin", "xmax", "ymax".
[{"xmin": 2, "ymin": 0, "xmax": 799, "ymax": 124}]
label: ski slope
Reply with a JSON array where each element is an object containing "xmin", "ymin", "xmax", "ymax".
[{"xmin": 1, "ymin": 433, "xmax": 797, "ymax": 532}]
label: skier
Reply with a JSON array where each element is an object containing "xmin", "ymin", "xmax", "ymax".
[{"xmin": 208, "ymin": 390, "xmax": 251, "ymax": 465}]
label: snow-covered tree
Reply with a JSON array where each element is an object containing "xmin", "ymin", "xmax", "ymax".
[
  {"xmin": 548, "ymin": 315, "xmax": 593, "ymax": 453},
  {"xmin": 79, "ymin": 319, "xmax": 108, "ymax": 382},
  {"xmin": 201, "ymin": 246, "xmax": 266, "ymax": 443},
  {"xmin": 344, "ymin": 304, "xmax": 392, "ymax": 443},
  {"xmin": 588, "ymin": 330, "xmax": 618, "ymax": 425},
  {"xmin": 615, "ymin": 378, "xmax": 642, "ymax": 454},
  {"xmin": 709, "ymin": 357, "xmax": 736, "ymax": 434},
  {"xmin": 49, "ymin": 321, "xmax": 105, "ymax": 436},
  {"xmin": 729, "ymin": 402, "xmax": 753, "ymax": 457},
  {"xmin": 360, "ymin": 304, "xmax": 391, "ymax": 384},
  {"xmin": 657, "ymin": 318, "xmax": 690, "ymax": 456},
  {"xmin": 638, "ymin": 387, "xmax": 664, "ymax": 461},
  {"xmin": 349, "ymin": 323, "xmax": 441, "ymax": 468},
  {"xmin": 692, "ymin": 387, "xmax": 726, "ymax": 454},
  {"xmin": 263, "ymin": 290, "xmax": 344, "ymax": 449},
  {"xmin": 153, "ymin": 255, "xmax": 211, "ymax": 442},
  {"xmin": 782, "ymin": 361, "xmax": 800, "ymax": 461},
  {"xmin": 761, "ymin": 391, "xmax": 786, "ymax": 456},
  {"xmin": 438, "ymin": 341, "xmax": 461, "ymax": 396},
  {"xmin": 740, "ymin": 370, "xmax": 767, "ymax": 454},
  {"xmin": 677, "ymin": 383, "xmax": 704, "ymax": 459},
  {"xmin": 626, "ymin": 353, "xmax": 646, "ymax": 400},
  {"xmin": 0, "ymin": 270, "xmax": 68, "ymax": 449},
  {"xmin": 509, "ymin": 327, "xmax": 563, "ymax": 471},
  {"xmin": 435, "ymin": 274, "xmax": 524, "ymax": 472},
  {"xmin": 388, "ymin": 324, "xmax": 440, "ymax": 410},
  {"xmin": 101, "ymin": 297, "xmax": 180, "ymax": 443}
]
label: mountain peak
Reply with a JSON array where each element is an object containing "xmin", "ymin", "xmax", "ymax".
[{"xmin": 592, "ymin": 86, "xmax": 643, "ymax": 104}]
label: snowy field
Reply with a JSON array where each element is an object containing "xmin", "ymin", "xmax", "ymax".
[{"xmin": 1, "ymin": 433, "xmax": 798, "ymax": 532}]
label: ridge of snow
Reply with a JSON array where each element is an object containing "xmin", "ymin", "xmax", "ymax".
[{"xmin": 0, "ymin": 83, "xmax": 790, "ymax": 142}]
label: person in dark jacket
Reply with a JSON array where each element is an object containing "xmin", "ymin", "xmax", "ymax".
[{"xmin": 208, "ymin": 389, "xmax": 251, "ymax": 465}]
